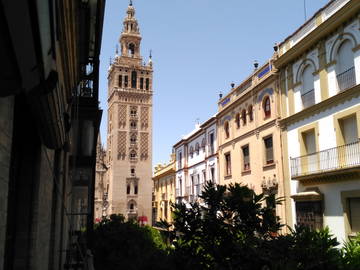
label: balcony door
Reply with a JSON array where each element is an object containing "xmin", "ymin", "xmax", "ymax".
[
  {"xmin": 341, "ymin": 115, "xmax": 359, "ymax": 166},
  {"xmin": 304, "ymin": 130, "xmax": 317, "ymax": 174}
]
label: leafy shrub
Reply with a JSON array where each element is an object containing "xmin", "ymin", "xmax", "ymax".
[{"xmin": 341, "ymin": 233, "xmax": 360, "ymax": 270}]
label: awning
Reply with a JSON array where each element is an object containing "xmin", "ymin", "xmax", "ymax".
[{"xmin": 291, "ymin": 190, "xmax": 323, "ymax": 202}]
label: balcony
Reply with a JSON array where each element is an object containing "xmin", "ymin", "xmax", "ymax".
[
  {"xmin": 290, "ymin": 140, "xmax": 360, "ymax": 181},
  {"xmin": 301, "ymin": 89, "xmax": 315, "ymax": 109},
  {"xmin": 337, "ymin": 66, "xmax": 356, "ymax": 92}
]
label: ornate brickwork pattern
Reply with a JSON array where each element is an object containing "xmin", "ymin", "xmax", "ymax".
[
  {"xmin": 118, "ymin": 131, "xmax": 126, "ymax": 159},
  {"xmin": 140, "ymin": 106, "xmax": 149, "ymax": 129},
  {"xmin": 118, "ymin": 104, "xmax": 127, "ymax": 128},
  {"xmin": 140, "ymin": 132, "xmax": 148, "ymax": 160}
]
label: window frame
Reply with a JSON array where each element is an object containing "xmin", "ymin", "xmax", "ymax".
[
  {"xmin": 263, "ymin": 96, "xmax": 271, "ymax": 118},
  {"xmin": 242, "ymin": 144, "xmax": 250, "ymax": 171},
  {"xmin": 263, "ymin": 135, "xmax": 274, "ymax": 165},
  {"xmin": 224, "ymin": 152, "xmax": 232, "ymax": 177},
  {"xmin": 224, "ymin": 121, "xmax": 230, "ymax": 139}
]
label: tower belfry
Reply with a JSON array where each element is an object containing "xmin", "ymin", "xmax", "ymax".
[{"xmin": 106, "ymin": 1, "xmax": 153, "ymax": 221}]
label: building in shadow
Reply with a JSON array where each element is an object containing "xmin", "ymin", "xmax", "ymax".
[{"xmin": 0, "ymin": 0, "xmax": 105, "ymax": 269}]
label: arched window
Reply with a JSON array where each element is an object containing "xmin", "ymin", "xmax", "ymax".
[
  {"xmin": 134, "ymin": 185, "xmax": 138, "ymax": 194},
  {"xmin": 224, "ymin": 121, "xmax": 230, "ymax": 139},
  {"xmin": 130, "ymin": 134, "xmax": 137, "ymax": 144},
  {"xmin": 195, "ymin": 143, "xmax": 200, "ymax": 155},
  {"xmin": 189, "ymin": 146, "xmax": 194, "ymax": 158},
  {"xmin": 248, "ymin": 105, "xmax": 253, "ymax": 122},
  {"xmin": 130, "ymin": 121, "xmax": 137, "ymax": 129},
  {"xmin": 336, "ymin": 40, "xmax": 355, "ymax": 91},
  {"xmin": 301, "ymin": 65, "xmax": 315, "ymax": 108},
  {"xmin": 131, "ymin": 71, "xmax": 137, "ymax": 88},
  {"xmin": 130, "ymin": 150, "xmax": 137, "ymax": 160},
  {"xmin": 241, "ymin": 109, "xmax": 247, "ymax": 125},
  {"xmin": 140, "ymin": 78, "xmax": 144, "ymax": 89},
  {"xmin": 128, "ymin": 200, "xmax": 137, "ymax": 213},
  {"xmin": 128, "ymin": 43, "xmax": 135, "ymax": 56},
  {"xmin": 127, "ymin": 185, "xmax": 130, "ymax": 194},
  {"xmin": 263, "ymin": 96, "xmax": 271, "ymax": 118},
  {"xmin": 235, "ymin": 113, "xmax": 240, "ymax": 129},
  {"xmin": 145, "ymin": 78, "xmax": 150, "ymax": 90}
]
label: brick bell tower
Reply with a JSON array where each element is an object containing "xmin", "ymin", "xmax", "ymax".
[{"xmin": 106, "ymin": 0, "xmax": 153, "ymax": 222}]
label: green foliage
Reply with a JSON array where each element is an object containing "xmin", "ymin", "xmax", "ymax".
[
  {"xmin": 92, "ymin": 214, "xmax": 170, "ymax": 270},
  {"xmin": 92, "ymin": 186, "xmax": 360, "ymax": 270},
  {"xmin": 342, "ymin": 233, "xmax": 360, "ymax": 270}
]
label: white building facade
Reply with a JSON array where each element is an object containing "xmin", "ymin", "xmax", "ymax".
[
  {"xmin": 276, "ymin": 0, "xmax": 360, "ymax": 243},
  {"xmin": 174, "ymin": 116, "xmax": 218, "ymax": 205}
]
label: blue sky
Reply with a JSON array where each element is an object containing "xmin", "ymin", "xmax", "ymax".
[{"xmin": 99, "ymin": 0, "xmax": 329, "ymax": 167}]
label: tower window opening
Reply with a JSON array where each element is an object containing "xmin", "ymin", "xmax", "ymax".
[
  {"xmin": 134, "ymin": 185, "xmax": 138, "ymax": 194},
  {"xmin": 128, "ymin": 43, "xmax": 135, "ymax": 56},
  {"xmin": 146, "ymin": 78, "xmax": 149, "ymax": 90},
  {"xmin": 131, "ymin": 71, "xmax": 137, "ymax": 88},
  {"xmin": 124, "ymin": 76, "xmax": 128, "ymax": 87},
  {"xmin": 140, "ymin": 78, "xmax": 144, "ymax": 89},
  {"xmin": 119, "ymin": 75, "xmax": 122, "ymax": 87},
  {"xmin": 127, "ymin": 185, "xmax": 130, "ymax": 194}
]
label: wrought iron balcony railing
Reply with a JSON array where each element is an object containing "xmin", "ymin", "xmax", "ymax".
[
  {"xmin": 337, "ymin": 66, "xmax": 356, "ymax": 92},
  {"xmin": 290, "ymin": 140, "xmax": 360, "ymax": 178},
  {"xmin": 301, "ymin": 88, "xmax": 315, "ymax": 109}
]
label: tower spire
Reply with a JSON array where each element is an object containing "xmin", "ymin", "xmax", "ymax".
[{"xmin": 120, "ymin": 1, "xmax": 142, "ymax": 58}]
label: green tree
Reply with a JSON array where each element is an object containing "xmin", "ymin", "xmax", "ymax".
[{"xmin": 92, "ymin": 214, "xmax": 170, "ymax": 270}]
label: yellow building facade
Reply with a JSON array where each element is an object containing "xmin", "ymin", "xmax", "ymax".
[
  {"xmin": 152, "ymin": 155, "xmax": 176, "ymax": 225},
  {"xmin": 217, "ymin": 60, "xmax": 290, "ymax": 229}
]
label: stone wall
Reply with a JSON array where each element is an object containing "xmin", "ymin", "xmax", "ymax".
[{"xmin": 0, "ymin": 96, "xmax": 14, "ymax": 269}]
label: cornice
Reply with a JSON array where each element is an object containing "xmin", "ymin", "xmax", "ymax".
[
  {"xmin": 217, "ymin": 73, "xmax": 277, "ymax": 118},
  {"xmin": 280, "ymin": 84, "xmax": 360, "ymax": 127},
  {"xmin": 274, "ymin": 0, "xmax": 360, "ymax": 69}
]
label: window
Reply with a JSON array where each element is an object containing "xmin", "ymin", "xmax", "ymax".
[
  {"xmin": 264, "ymin": 136, "xmax": 274, "ymax": 165},
  {"xmin": 130, "ymin": 121, "xmax": 137, "ymax": 129},
  {"xmin": 131, "ymin": 71, "xmax": 137, "ymax": 88},
  {"xmin": 146, "ymin": 78, "xmax": 150, "ymax": 90},
  {"xmin": 296, "ymin": 201, "xmax": 323, "ymax": 230},
  {"xmin": 210, "ymin": 167, "xmax": 215, "ymax": 183},
  {"xmin": 128, "ymin": 43, "xmax": 135, "ymax": 55},
  {"xmin": 225, "ymin": 152, "xmax": 232, "ymax": 176},
  {"xmin": 178, "ymin": 152, "xmax": 182, "ymax": 168},
  {"xmin": 127, "ymin": 185, "xmax": 130, "ymax": 194},
  {"xmin": 224, "ymin": 121, "xmax": 230, "ymax": 139},
  {"xmin": 189, "ymin": 146, "xmax": 194, "ymax": 158},
  {"xmin": 130, "ymin": 134, "xmax": 137, "ymax": 144},
  {"xmin": 119, "ymin": 75, "xmax": 122, "ymax": 87},
  {"xmin": 336, "ymin": 40, "xmax": 355, "ymax": 91},
  {"xmin": 201, "ymin": 138, "xmax": 206, "ymax": 151},
  {"xmin": 301, "ymin": 65, "xmax": 315, "ymax": 108},
  {"xmin": 124, "ymin": 75, "xmax": 128, "ymax": 87},
  {"xmin": 248, "ymin": 106, "xmax": 253, "ymax": 122},
  {"xmin": 235, "ymin": 113, "xmax": 240, "ymax": 129},
  {"xmin": 130, "ymin": 150, "xmax": 137, "ymax": 161},
  {"xmin": 302, "ymin": 130, "xmax": 317, "ymax": 173},
  {"xmin": 242, "ymin": 145, "xmax": 250, "ymax": 171},
  {"xmin": 195, "ymin": 143, "xmax": 200, "ymax": 155},
  {"xmin": 131, "ymin": 168, "xmax": 135, "ymax": 176},
  {"xmin": 348, "ymin": 198, "xmax": 360, "ymax": 235},
  {"xmin": 134, "ymin": 185, "xmax": 138, "ymax": 195},
  {"xmin": 209, "ymin": 133, "xmax": 215, "ymax": 155},
  {"xmin": 140, "ymin": 77, "xmax": 144, "ymax": 89},
  {"xmin": 242, "ymin": 109, "xmax": 247, "ymax": 125},
  {"xmin": 202, "ymin": 170, "xmax": 206, "ymax": 183},
  {"xmin": 263, "ymin": 96, "xmax": 271, "ymax": 118},
  {"xmin": 130, "ymin": 107, "xmax": 137, "ymax": 117}
]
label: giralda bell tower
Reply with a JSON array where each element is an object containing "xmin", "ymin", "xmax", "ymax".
[{"xmin": 106, "ymin": 1, "xmax": 153, "ymax": 221}]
